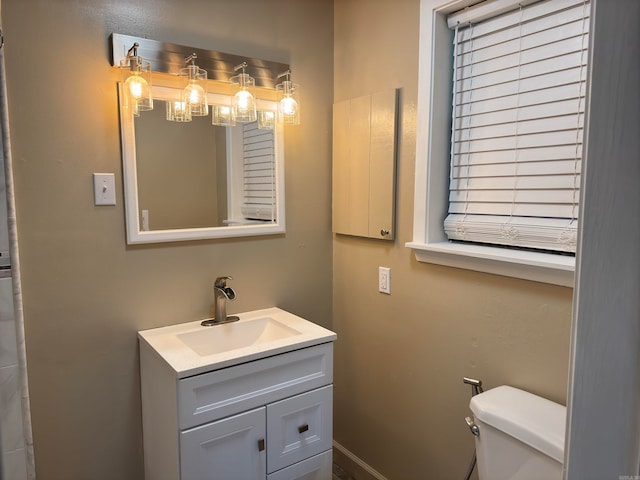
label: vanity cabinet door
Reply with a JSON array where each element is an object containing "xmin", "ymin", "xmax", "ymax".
[
  {"xmin": 266, "ymin": 385, "xmax": 333, "ymax": 473},
  {"xmin": 180, "ymin": 407, "xmax": 266, "ymax": 480}
]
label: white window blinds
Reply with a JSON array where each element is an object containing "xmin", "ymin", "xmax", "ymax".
[
  {"xmin": 241, "ymin": 122, "xmax": 277, "ymax": 221},
  {"xmin": 445, "ymin": 0, "xmax": 589, "ymax": 253}
]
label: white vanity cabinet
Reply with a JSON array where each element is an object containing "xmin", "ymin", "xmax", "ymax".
[
  {"xmin": 138, "ymin": 310, "xmax": 336, "ymax": 480},
  {"xmin": 180, "ymin": 385, "xmax": 333, "ymax": 480}
]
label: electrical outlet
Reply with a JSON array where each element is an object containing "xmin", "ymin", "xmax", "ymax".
[{"xmin": 379, "ymin": 266, "xmax": 391, "ymax": 294}]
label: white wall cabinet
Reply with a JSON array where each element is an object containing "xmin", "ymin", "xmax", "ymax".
[
  {"xmin": 332, "ymin": 89, "xmax": 398, "ymax": 240},
  {"xmin": 139, "ymin": 341, "xmax": 334, "ymax": 480}
]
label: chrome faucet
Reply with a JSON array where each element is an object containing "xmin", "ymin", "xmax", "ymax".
[{"xmin": 201, "ymin": 276, "xmax": 240, "ymax": 326}]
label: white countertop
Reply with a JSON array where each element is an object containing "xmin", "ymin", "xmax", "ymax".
[{"xmin": 138, "ymin": 307, "xmax": 336, "ymax": 378}]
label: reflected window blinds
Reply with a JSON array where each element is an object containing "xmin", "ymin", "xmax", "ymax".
[
  {"xmin": 241, "ymin": 122, "xmax": 276, "ymax": 221},
  {"xmin": 444, "ymin": 0, "xmax": 589, "ymax": 253}
]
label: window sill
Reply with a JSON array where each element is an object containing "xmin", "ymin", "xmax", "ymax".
[{"xmin": 406, "ymin": 241, "xmax": 574, "ymax": 287}]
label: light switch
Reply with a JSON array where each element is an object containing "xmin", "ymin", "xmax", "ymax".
[
  {"xmin": 379, "ymin": 266, "xmax": 391, "ymax": 294},
  {"xmin": 93, "ymin": 173, "xmax": 116, "ymax": 206}
]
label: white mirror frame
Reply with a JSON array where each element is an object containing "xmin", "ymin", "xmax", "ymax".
[{"xmin": 119, "ymin": 84, "xmax": 286, "ymax": 244}]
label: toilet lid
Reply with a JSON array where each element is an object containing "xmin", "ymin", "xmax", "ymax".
[{"xmin": 470, "ymin": 385, "xmax": 566, "ymax": 463}]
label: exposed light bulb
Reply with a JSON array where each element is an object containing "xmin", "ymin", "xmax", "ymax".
[
  {"xmin": 185, "ymin": 83, "xmax": 205, "ymax": 106},
  {"xmin": 275, "ymin": 73, "xmax": 300, "ymax": 125},
  {"xmin": 257, "ymin": 110, "xmax": 276, "ymax": 130},
  {"xmin": 212, "ymin": 104, "xmax": 236, "ymax": 126},
  {"xmin": 235, "ymin": 89, "xmax": 253, "ymax": 112},
  {"xmin": 165, "ymin": 100, "xmax": 191, "ymax": 122},
  {"xmin": 281, "ymin": 96, "xmax": 298, "ymax": 116},
  {"xmin": 231, "ymin": 66, "xmax": 257, "ymax": 122},
  {"xmin": 125, "ymin": 74, "xmax": 148, "ymax": 100}
]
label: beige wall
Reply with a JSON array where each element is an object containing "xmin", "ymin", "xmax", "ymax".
[
  {"xmin": 332, "ymin": 1, "xmax": 573, "ymax": 479},
  {"xmin": 3, "ymin": 0, "xmax": 333, "ymax": 478}
]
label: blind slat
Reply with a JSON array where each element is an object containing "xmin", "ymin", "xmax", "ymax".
[
  {"xmin": 453, "ymin": 144, "xmax": 583, "ymax": 165},
  {"xmin": 452, "ymin": 159, "xmax": 581, "ymax": 177},
  {"xmin": 448, "ymin": 203, "xmax": 578, "ymax": 218},
  {"xmin": 457, "ymin": 98, "xmax": 584, "ymax": 129},
  {"xmin": 450, "ymin": 174, "xmax": 580, "ymax": 190},
  {"xmin": 450, "ymin": 188, "xmax": 578, "ymax": 204},
  {"xmin": 244, "ymin": 147, "xmax": 274, "ymax": 158},
  {"xmin": 455, "ymin": 113, "xmax": 583, "ymax": 142},
  {"xmin": 455, "ymin": 129, "xmax": 583, "ymax": 154}
]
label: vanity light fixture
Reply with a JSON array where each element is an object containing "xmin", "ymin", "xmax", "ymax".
[
  {"xmin": 257, "ymin": 110, "xmax": 276, "ymax": 130},
  {"xmin": 231, "ymin": 62, "xmax": 257, "ymax": 123},
  {"xmin": 119, "ymin": 42, "xmax": 153, "ymax": 115},
  {"xmin": 276, "ymin": 70, "xmax": 300, "ymax": 125},
  {"xmin": 180, "ymin": 53, "xmax": 208, "ymax": 116},
  {"xmin": 111, "ymin": 34, "xmax": 302, "ymax": 126},
  {"xmin": 211, "ymin": 104, "xmax": 236, "ymax": 127}
]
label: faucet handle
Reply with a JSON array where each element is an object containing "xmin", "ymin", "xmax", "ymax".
[{"xmin": 214, "ymin": 276, "xmax": 233, "ymax": 288}]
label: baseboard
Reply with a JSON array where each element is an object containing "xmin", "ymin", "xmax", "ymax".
[{"xmin": 333, "ymin": 441, "xmax": 389, "ymax": 480}]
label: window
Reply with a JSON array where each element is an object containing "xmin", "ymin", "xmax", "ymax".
[{"xmin": 408, "ymin": 0, "xmax": 590, "ymax": 286}]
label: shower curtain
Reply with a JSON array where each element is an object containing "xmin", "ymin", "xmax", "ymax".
[{"xmin": 0, "ymin": 1, "xmax": 36, "ymax": 477}]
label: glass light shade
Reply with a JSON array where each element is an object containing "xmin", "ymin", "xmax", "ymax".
[
  {"xmin": 231, "ymin": 73, "xmax": 257, "ymax": 123},
  {"xmin": 257, "ymin": 110, "xmax": 276, "ymax": 130},
  {"xmin": 212, "ymin": 104, "xmax": 236, "ymax": 126},
  {"xmin": 166, "ymin": 100, "xmax": 192, "ymax": 122},
  {"xmin": 276, "ymin": 81, "xmax": 300, "ymax": 125},
  {"xmin": 120, "ymin": 57, "xmax": 153, "ymax": 112},
  {"xmin": 180, "ymin": 65, "xmax": 208, "ymax": 116}
]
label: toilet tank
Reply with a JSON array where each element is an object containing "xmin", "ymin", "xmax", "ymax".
[{"xmin": 469, "ymin": 386, "xmax": 566, "ymax": 480}]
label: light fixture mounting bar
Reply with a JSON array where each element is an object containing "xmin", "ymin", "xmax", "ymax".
[{"xmin": 111, "ymin": 33, "xmax": 290, "ymax": 89}]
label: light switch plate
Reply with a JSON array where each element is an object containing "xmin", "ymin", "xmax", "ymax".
[
  {"xmin": 379, "ymin": 266, "xmax": 391, "ymax": 294},
  {"xmin": 93, "ymin": 173, "xmax": 116, "ymax": 206}
]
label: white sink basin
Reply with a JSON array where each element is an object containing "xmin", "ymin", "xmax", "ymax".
[
  {"xmin": 138, "ymin": 307, "xmax": 336, "ymax": 377},
  {"xmin": 176, "ymin": 316, "xmax": 302, "ymax": 356}
]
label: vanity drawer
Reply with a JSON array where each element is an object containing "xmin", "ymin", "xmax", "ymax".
[
  {"xmin": 266, "ymin": 385, "xmax": 333, "ymax": 473},
  {"xmin": 267, "ymin": 450, "xmax": 332, "ymax": 480},
  {"xmin": 178, "ymin": 343, "xmax": 333, "ymax": 429}
]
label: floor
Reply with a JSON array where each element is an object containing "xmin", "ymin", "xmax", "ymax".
[{"xmin": 333, "ymin": 462, "xmax": 354, "ymax": 480}]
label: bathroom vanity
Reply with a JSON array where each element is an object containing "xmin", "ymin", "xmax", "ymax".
[{"xmin": 138, "ymin": 308, "xmax": 336, "ymax": 480}]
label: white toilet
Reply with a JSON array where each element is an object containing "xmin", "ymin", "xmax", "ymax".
[{"xmin": 469, "ymin": 385, "xmax": 566, "ymax": 480}]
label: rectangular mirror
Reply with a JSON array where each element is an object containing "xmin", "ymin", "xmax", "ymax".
[{"xmin": 119, "ymin": 84, "xmax": 285, "ymax": 244}]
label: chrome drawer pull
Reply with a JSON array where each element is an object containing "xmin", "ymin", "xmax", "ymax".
[{"xmin": 298, "ymin": 424, "xmax": 309, "ymax": 434}]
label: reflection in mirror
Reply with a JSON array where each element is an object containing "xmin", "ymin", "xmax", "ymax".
[
  {"xmin": 135, "ymin": 101, "xmax": 229, "ymax": 230},
  {"xmin": 119, "ymin": 84, "xmax": 285, "ymax": 244}
]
